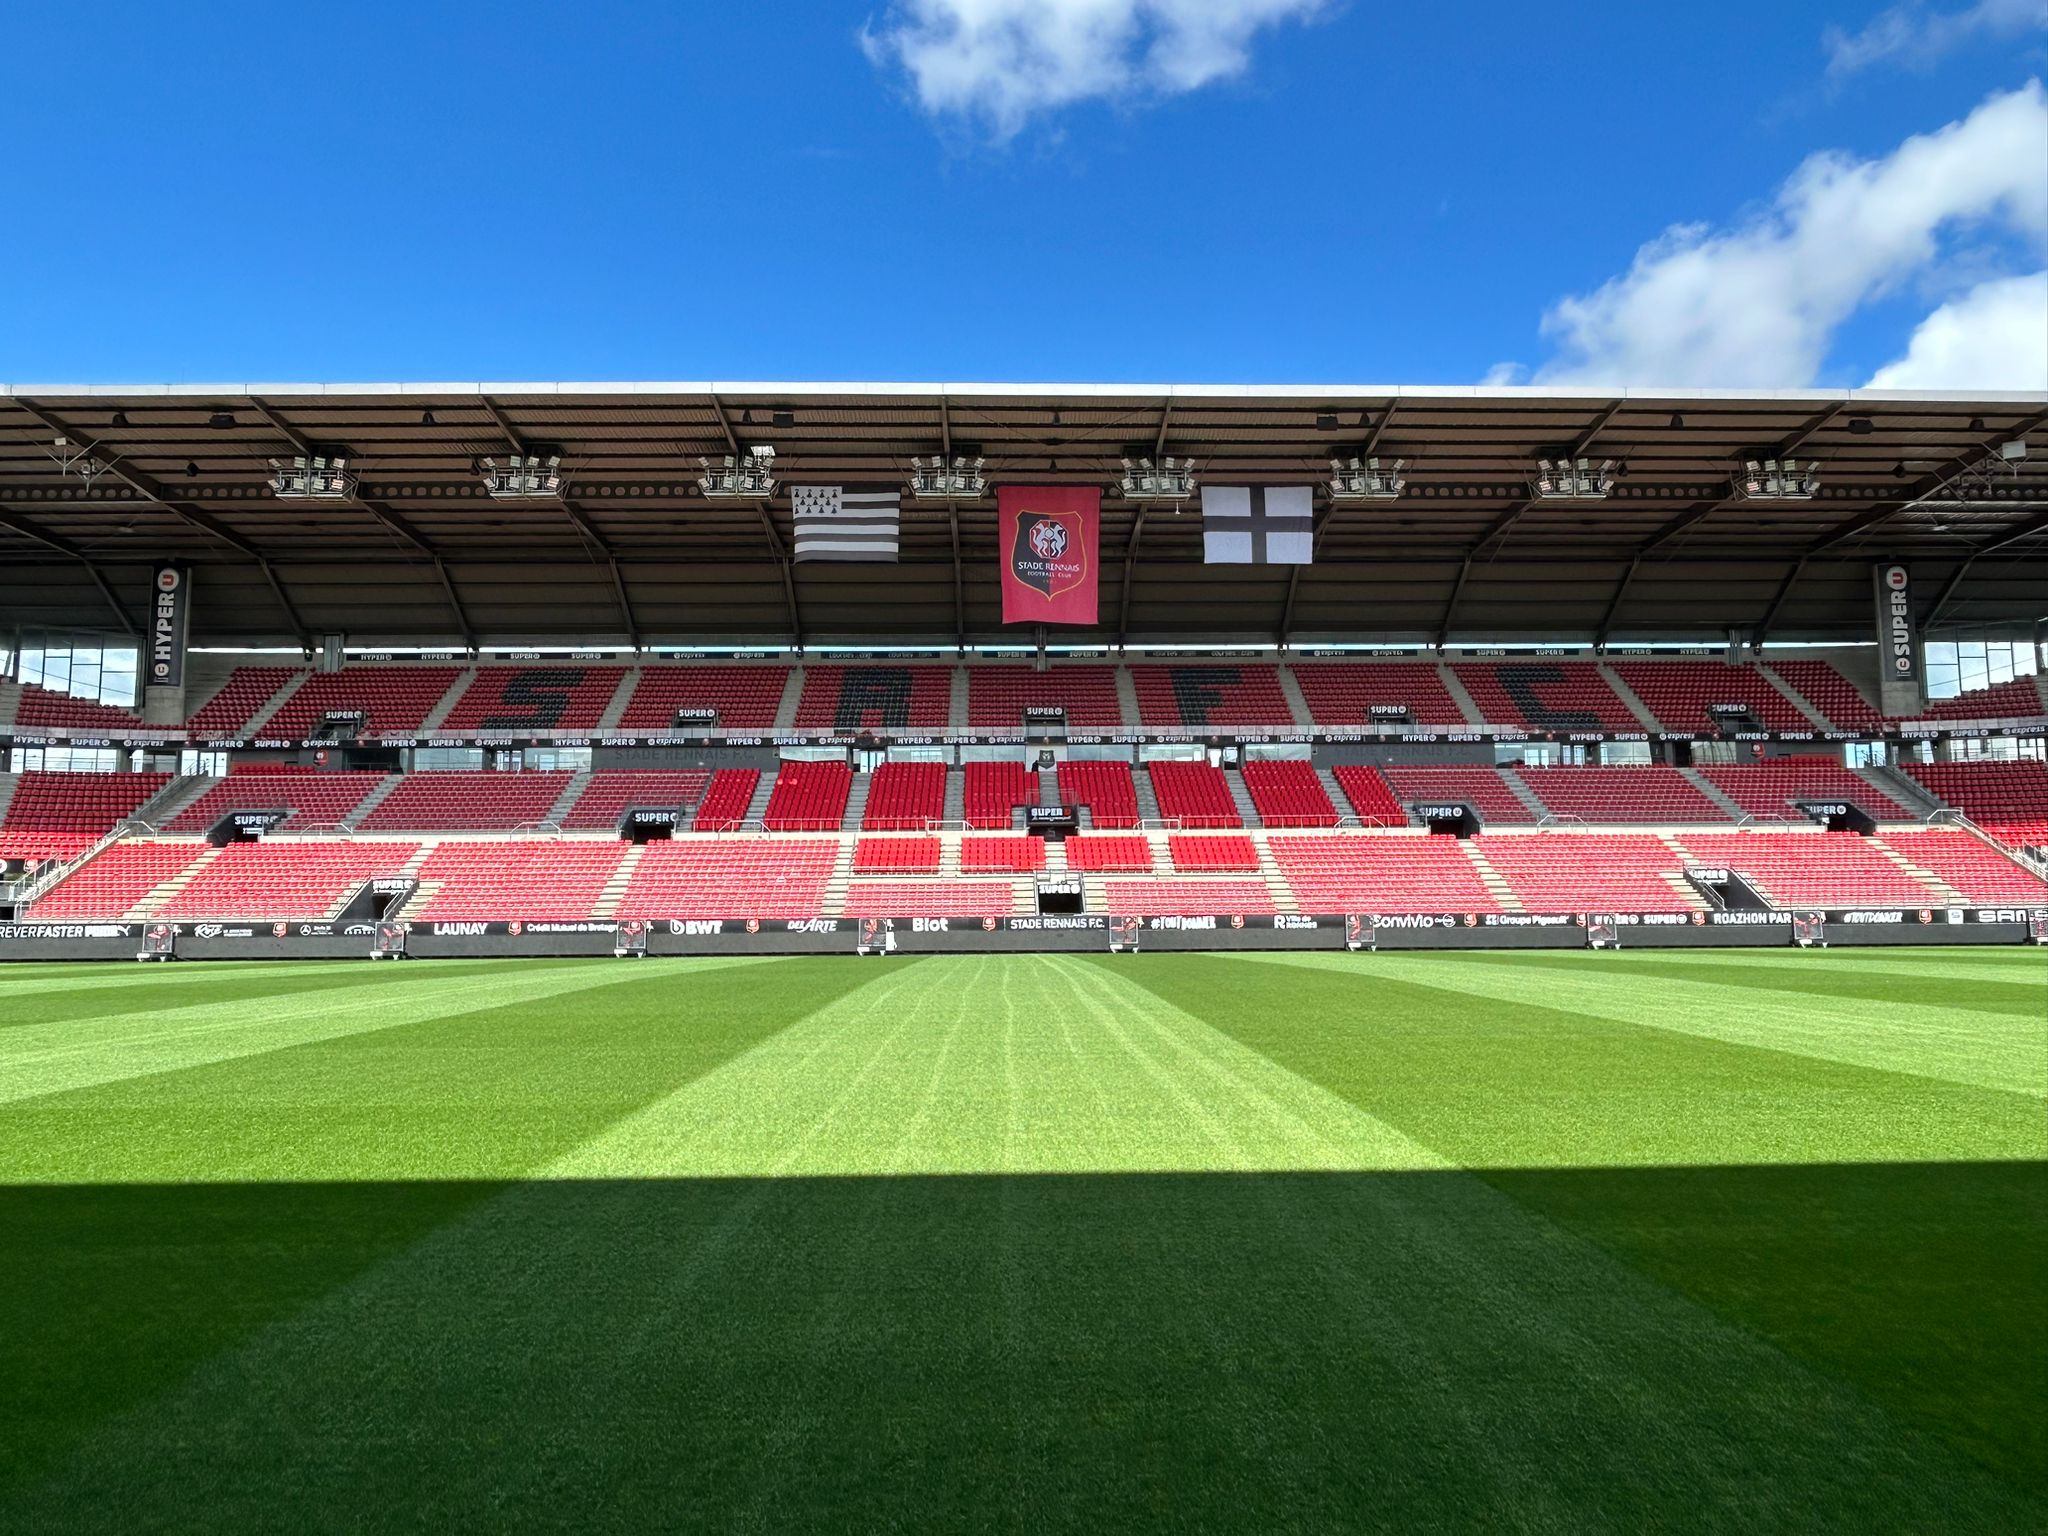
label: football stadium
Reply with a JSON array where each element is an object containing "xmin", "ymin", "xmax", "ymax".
[{"xmin": 0, "ymin": 381, "xmax": 2044, "ymax": 1526}]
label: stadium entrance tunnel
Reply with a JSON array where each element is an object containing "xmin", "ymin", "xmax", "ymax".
[{"xmin": 1413, "ymin": 800, "xmax": 1480, "ymax": 836}]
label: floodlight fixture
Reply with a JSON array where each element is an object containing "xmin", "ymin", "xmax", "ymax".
[
  {"xmin": 1740, "ymin": 459, "xmax": 1820, "ymax": 500},
  {"xmin": 267, "ymin": 453, "xmax": 356, "ymax": 500},
  {"xmin": 908, "ymin": 454, "xmax": 987, "ymax": 501},
  {"xmin": 1328, "ymin": 455, "xmax": 1404, "ymax": 501},
  {"xmin": 1534, "ymin": 457, "xmax": 1616, "ymax": 499},
  {"xmin": 479, "ymin": 452, "xmax": 565, "ymax": 499},
  {"xmin": 699, "ymin": 445, "xmax": 778, "ymax": 498},
  {"xmin": 1119, "ymin": 455, "xmax": 1197, "ymax": 503}
]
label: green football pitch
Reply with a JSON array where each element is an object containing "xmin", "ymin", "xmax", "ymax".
[{"xmin": 1, "ymin": 949, "xmax": 2043, "ymax": 1532}]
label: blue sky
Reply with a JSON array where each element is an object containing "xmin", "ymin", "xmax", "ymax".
[{"xmin": 2, "ymin": 0, "xmax": 2043, "ymax": 387}]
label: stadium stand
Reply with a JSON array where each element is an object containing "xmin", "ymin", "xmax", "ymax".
[
  {"xmin": 1057, "ymin": 760, "xmax": 1140, "ymax": 828},
  {"xmin": 412, "ymin": 841, "xmax": 628, "ymax": 921},
  {"xmin": 1908, "ymin": 679, "xmax": 2046, "ymax": 721},
  {"xmin": 437, "ymin": 666, "xmax": 628, "ymax": 734},
  {"xmin": 11, "ymin": 682, "xmax": 144, "ymax": 733},
  {"xmin": 1380, "ymin": 765, "xmax": 1532, "ymax": 824},
  {"xmin": 1241, "ymin": 759, "xmax": 1339, "ymax": 827},
  {"xmin": 1452, "ymin": 662, "xmax": 1639, "ymax": 730},
  {"xmin": 963, "ymin": 761, "xmax": 1039, "ymax": 830},
  {"xmin": 852, "ymin": 836, "xmax": 943, "ymax": 873},
  {"xmin": 560, "ymin": 770, "xmax": 710, "ymax": 830},
  {"xmin": 1063, "ymin": 834, "xmax": 1154, "ymax": 872},
  {"xmin": 167, "ymin": 771, "xmax": 391, "ymax": 832},
  {"xmin": 861, "ymin": 761, "xmax": 948, "ymax": 830},
  {"xmin": 25, "ymin": 841, "xmax": 207, "ymax": 919},
  {"xmin": 261, "ymin": 666, "xmax": 463, "ymax": 738},
  {"xmin": 1476, "ymin": 834, "xmax": 1700, "ymax": 911},
  {"xmin": 1329, "ymin": 764, "xmax": 1407, "ymax": 824},
  {"xmin": 1147, "ymin": 760, "xmax": 1241, "ymax": 828},
  {"xmin": 619, "ymin": 838, "xmax": 836, "ymax": 917},
  {"xmin": 1883, "ymin": 829, "xmax": 2047, "ymax": 900},
  {"xmin": 1904, "ymin": 759, "xmax": 2048, "ymax": 847},
  {"xmin": 1101, "ymin": 878, "xmax": 1276, "ymax": 915},
  {"xmin": 793, "ymin": 665, "xmax": 952, "ymax": 732},
  {"xmin": 1763, "ymin": 660, "xmax": 1887, "ymax": 732},
  {"xmin": 761, "ymin": 759, "xmax": 852, "ymax": 831},
  {"xmin": 690, "ymin": 768, "xmax": 760, "ymax": 831},
  {"xmin": 185, "ymin": 666, "xmax": 301, "ymax": 735},
  {"xmin": 1611, "ymin": 661, "xmax": 1811, "ymax": 734},
  {"xmin": 160, "ymin": 840, "xmax": 422, "ymax": 919},
  {"xmin": 1290, "ymin": 661, "xmax": 1468, "ymax": 726},
  {"xmin": 1697, "ymin": 759, "xmax": 1913, "ymax": 821},
  {"xmin": 1517, "ymin": 766, "xmax": 1731, "ymax": 824},
  {"xmin": 2, "ymin": 770, "xmax": 170, "ymax": 835},
  {"xmin": 968, "ymin": 666, "xmax": 1122, "ymax": 729},
  {"xmin": 1666, "ymin": 832, "xmax": 1935, "ymax": 907},
  {"xmin": 1167, "ymin": 834, "xmax": 1260, "ymax": 872},
  {"xmin": 1268, "ymin": 834, "xmax": 1501, "ymax": 912},
  {"xmin": 360, "ymin": 771, "xmax": 572, "ymax": 831},
  {"xmin": 1130, "ymin": 664, "xmax": 1293, "ymax": 727},
  {"xmin": 960, "ymin": 835, "xmax": 1046, "ymax": 872},
  {"xmin": 845, "ymin": 880, "xmax": 1017, "ymax": 916},
  {"xmin": 615, "ymin": 666, "xmax": 788, "ymax": 731}
]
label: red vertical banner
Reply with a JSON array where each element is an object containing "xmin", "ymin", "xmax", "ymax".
[{"xmin": 998, "ymin": 486, "xmax": 1099, "ymax": 626}]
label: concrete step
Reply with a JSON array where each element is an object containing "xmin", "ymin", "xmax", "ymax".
[
  {"xmin": 1438, "ymin": 663, "xmax": 1486, "ymax": 727},
  {"xmin": 743, "ymin": 770, "xmax": 777, "ymax": 824},
  {"xmin": 823, "ymin": 837, "xmax": 859, "ymax": 917},
  {"xmin": 843, "ymin": 773, "xmax": 872, "ymax": 832},
  {"xmin": 1498, "ymin": 766, "xmax": 1553, "ymax": 820},
  {"xmin": 242, "ymin": 670, "xmax": 309, "ymax": 738},
  {"xmin": 418, "ymin": 668, "xmax": 475, "ymax": 734},
  {"xmin": 942, "ymin": 768, "xmax": 966, "ymax": 824},
  {"xmin": 0, "ymin": 682, "xmax": 20, "ymax": 731},
  {"xmin": 597, "ymin": 668, "xmax": 640, "ymax": 732},
  {"xmin": 0, "ymin": 773, "xmax": 18, "ymax": 826},
  {"xmin": 773, "ymin": 668, "xmax": 804, "ymax": 731},
  {"xmin": 127, "ymin": 843, "xmax": 222, "ymax": 919},
  {"xmin": 1459, "ymin": 840, "xmax": 1525, "ymax": 912},
  {"xmin": 548, "ymin": 770, "xmax": 593, "ymax": 825},
  {"xmin": 1224, "ymin": 768, "xmax": 1261, "ymax": 828},
  {"xmin": 1760, "ymin": 664, "xmax": 1832, "ymax": 727},
  {"xmin": 949, "ymin": 665, "xmax": 970, "ymax": 732},
  {"xmin": 1870, "ymin": 837, "xmax": 1967, "ymax": 904},
  {"xmin": 1114, "ymin": 666, "xmax": 1141, "ymax": 728},
  {"xmin": 1249, "ymin": 832, "xmax": 1299, "ymax": 913},
  {"xmin": 1661, "ymin": 871, "xmax": 1713, "ymax": 911},
  {"xmin": 343, "ymin": 774, "xmax": 405, "ymax": 829},
  {"xmin": 1133, "ymin": 765, "xmax": 1162, "ymax": 822},
  {"xmin": 1864, "ymin": 763, "xmax": 1942, "ymax": 817},
  {"xmin": 593, "ymin": 844, "xmax": 645, "ymax": 919},
  {"xmin": 1276, "ymin": 666, "xmax": 1315, "ymax": 728},
  {"xmin": 1598, "ymin": 664, "xmax": 1664, "ymax": 731},
  {"xmin": 1679, "ymin": 766, "xmax": 1747, "ymax": 822},
  {"xmin": 132, "ymin": 774, "xmax": 220, "ymax": 830}
]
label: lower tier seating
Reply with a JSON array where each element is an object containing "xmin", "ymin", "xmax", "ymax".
[
  {"xmin": 25, "ymin": 842, "xmax": 206, "ymax": 919},
  {"xmin": 844, "ymin": 881, "xmax": 1018, "ymax": 916},
  {"xmin": 960, "ymin": 836, "xmax": 1046, "ymax": 873},
  {"xmin": 1476, "ymin": 835, "xmax": 1700, "ymax": 911},
  {"xmin": 1268, "ymin": 835, "xmax": 1501, "ymax": 912},
  {"xmin": 1905, "ymin": 760, "xmax": 2048, "ymax": 825},
  {"xmin": 1100, "ymin": 878, "xmax": 1276, "ymax": 915},
  {"xmin": 1064, "ymin": 834, "xmax": 1153, "ymax": 872},
  {"xmin": 619, "ymin": 838, "xmax": 836, "ymax": 917},
  {"xmin": 1666, "ymin": 832, "xmax": 1932, "ymax": 907},
  {"xmin": 853, "ymin": 836, "xmax": 942, "ymax": 873},
  {"xmin": 1882, "ymin": 830, "xmax": 2048, "ymax": 901},
  {"xmin": 1167, "ymin": 835, "xmax": 1260, "ymax": 872},
  {"xmin": 413, "ymin": 841, "xmax": 627, "ymax": 921},
  {"xmin": 162, "ymin": 841, "xmax": 422, "ymax": 919}
]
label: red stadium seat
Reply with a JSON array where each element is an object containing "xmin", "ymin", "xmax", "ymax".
[
  {"xmin": 437, "ymin": 666, "xmax": 628, "ymax": 734},
  {"xmin": 793, "ymin": 665, "xmax": 952, "ymax": 732},
  {"xmin": 861, "ymin": 762, "xmax": 948, "ymax": 830},
  {"xmin": 1057, "ymin": 761, "xmax": 1139, "ymax": 829},
  {"xmin": 616, "ymin": 666, "xmax": 789, "ymax": 731},
  {"xmin": 1147, "ymin": 761, "xmax": 1240, "ymax": 828},
  {"xmin": 1130, "ymin": 665, "xmax": 1292, "ymax": 727},
  {"xmin": 761, "ymin": 760, "xmax": 852, "ymax": 831}
]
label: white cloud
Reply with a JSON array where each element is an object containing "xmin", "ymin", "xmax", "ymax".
[
  {"xmin": 1867, "ymin": 270, "xmax": 2048, "ymax": 387},
  {"xmin": 1823, "ymin": 0, "xmax": 2046, "ymax": 79},
  {"xmin": 861, "ymin": 0, "xmax": 1327, "ymax": 138},
  {"xmin": 1526, "ymin": 80, "xmax": 2048, "ymax": 388}
]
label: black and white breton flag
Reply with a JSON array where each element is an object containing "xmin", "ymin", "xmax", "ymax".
[
  {"xmin": 791, "ymin": 485, "xmax": 900, "ymax": 562},
  {"xmin": 1201, "ymin": 485, "xmax": 1313, "ymax": 564}
]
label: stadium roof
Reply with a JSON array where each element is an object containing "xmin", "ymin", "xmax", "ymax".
[{"xmin": 3, "ymin": 382, "xmax": 2044, "ymax": 652}]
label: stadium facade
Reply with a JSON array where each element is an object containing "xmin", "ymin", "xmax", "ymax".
[{"xmin": 2, "ymin": 383, "xmax": 2043, "ymax": 955}]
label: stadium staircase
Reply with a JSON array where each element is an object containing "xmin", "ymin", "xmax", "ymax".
[
  {"xmin": 772, "ymin": 671, "xmax": 803, "ymax": 731},
  {"xmin": 1679, "ymin": 768, "xmax": 1748, "ymax": 822},
  {"xmin": 596, "ymin": 670, "xmax": 639, "ymax": 731},
  {"xmin": 1864, "ymin": 764, "xmax": 1944, "ymax": 818},
  {"xmin": 129, "ymin": 774, "xmax": 217, "ymax": 829},
  {"xmin": 1248, "ymin": 833, "xmax": 1300, "ymax": 913},
  {"xmin": 236, "ymin": 670, "xmax": 309, "ymax": 737},
  {"xmin": 127, "ymin": 844, "xmax": 223, "ymax": 918},
  {"xmin": 1276, "ymin": 668, "xmax": 1314, "ymax": 727},
  {"xmin": 0, "ymin": 683, "xmax": 19, "ymax": 733},
  {"xmin": 592, "ymin": 845, "xmax": 645, "ymax": 918},
  {"xmin": 417, "ymin": 669, "xmax": 473, "ymax": 734},
  {"xmin": 1114, "ymin": 667, "xmax": 1142, "ymax": 726},
  {"xmin": 1458, "ymin": 842, "xmax": 1524, "ymax": 911},
  {"xmin": 1133, "ymin": 769, "xmax": 1162, "ymax": 824},
  {"xmin": 741, "ymin": 772, "xmax": 776, "ymax": 825},
  {"xmin": 823, "ymin": 839, "xmax": 859, "ymax": 915},
  {"xmin": 547, "ymin": 772, "xmax": 592, "ymax": 826},
  {"xmin": 1224, "ymin": 769, "xmax": 1260, "ymax": 827},
  {"xmin": 948, "ymin": 667, "xmax": 969, "ymax": 731},
  {"xmin": 1867, "ymin": 838, "xmax": 1967, "ymax": 904},
  {"xmin": 1760, "ymin": 668, "xmax": 1832, "ymax": 728},
  {"xmin": 1595, "ymin": 665, "xmax": 1663, "ymax": 730},
  {"xmin": 340, "ymin": 774, "xmax": 407, "ymax": 829},
  {"xmin": 1436, "ymin": 665, "xmax": 1487, "ymax": 725},
  {"xmin": 942, "ymin": 770, "xmax": 966, "ymax": 824},
  {"xmin": 843, "ymin": 773, "xmax": 873, "ymax": 831},
  {"xmin": 1496, "ymin": 768, "xmax": 1554, "ymax": 821},
  {"xmin": 1036, "ymin": 765, "xmax": 1057, "ymax": 817},
  {"xmin": 0, "ymin": 774, "xmax": 17, "ymax": 825}
]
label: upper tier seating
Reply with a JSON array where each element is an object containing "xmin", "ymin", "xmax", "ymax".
[
  {"xmin": 1100, "ymin": 878, "xmax": 1276, "ymax": 915},
  {"xmin": 761, "ymin": 760, "xmax": 852, "ymax": 831},
  {"xmin": 853, "ymin": 837, "xmax": 942, "ymax": 874},
  {"xmin": 1764, "ymin": 660, "xmax": 1887, "ymax": 732},
  {"xmin": 1147, "ymin": 761, "xmax": 1241, "ymax": 828},
  {"xmin": 359, "ymin": 771, "xmax": 571, "ymax": 831},
  {"xmin": 262, "ymin": 666, "xmax": 463, "ymax": 739},
  {"xmin": 186, "ymin": 666, "xmax": 301, "ymax": 735},
  {"xmin": 844, "ymin": 881, "xmax": 1017, "ymax": 916},
  {"xmin": 0, "ymin": 830, "xmax": 100, "ymax": 863},
  {"xmin": 1476, "ymin": 834, "xmax": 1698, "ymax": 911},
  {"xmin": 861, "ymin": 762, "xmax": 948, "ymax": 830},
  {"xmin": 161, "ymin": 840, "xmax": 422, "ymax": 919},
  {"xmin": 1057, "ymin": 760, "xmax": 1139, "ymax": 829},
  {"xmin": 1698, "ymin": 759, "xmax": 1913, "ymax": 821},
  {"xmin": 1884, "ymin": 830, "xmax": 2047, "ymax": 901},
  {"xmin": 561, "ymin": 770, "xmax": 711, "ymax": 830},
  {"xmin": 11, "ymin": 682, "xmax": 143, "ymax": 733},
  {"xmin": 1267, "ymin": 835, "xmax": 1501, "ymax": 912},
  {"xmin": 691, "ymin": 768, "xmax": 760, "ymax": 831},
  {"xmin": 960, "ymin": 836, "xmax": 1046, "ymax": 873},
  {"xmin": 168, "ymin": 771, "xmax": 390, "ymax": 832},
  {"xmin": 1905, "ymin": 760, "xmax": 2048, "ymax": 848},
  {"xmin": 1452, "ymin": 663, "xmax": 1639, "ymax": 730},
  {"xmin": 964, "ymin": 761, "xmax": 1039, "ymax": 829},
  {"xmin": 967, "ymin": 667, "xmax": 1122, "ymax": 729},
  {"xmin": 1907, "ymin": 679, "xmax": 2046, "ymax": 721},
  {"xmin": 1666, "ymin": 832, "xmax": 1933, "ymax": 906},
  {"xmin": 1380, "ymin": 765, "xmax": 1532, "ymax": 825},
  {"xmin": 1, "ymin": 771, "xmax": 170, "ymax": 833},
  {"xmin": 1611, "ymin": 661, "xmax": 1810, "ymax": 734},
  {"xmin": 1241, "ymin": 760, "xmax": 1339, "ymax": 828},
  {"xmin": 793, "ymin": 665, "xmax": 952, "ymax": 732},
  {"xmin": 437, "ymin": 666, "xmax": 628, "ymax": 734},
  {"xmin": 1130, "ymin": 665, "xmax": 1293, "ymax": 727},
  {"xmin": 1064, "ymin": 834, "xmax": 1153, "ymax": 872},
  {"xmin": 413, "ymin": 841, "xmax": 628, "ymax": 921},
  {"xmin": 1516, "ymin": 765, "xmax": 1731, "ymax": 824},
  {"xmin": 1290, "ymin": 662, "xmax": 1468, "ymax": 726},
  {"xmin": 615, "ymin": 666, "xmax": 789, "ymax": 731},
  {"xmin": 26, "ymin": 841, "xmax": 207, "ymax": 919},
  {"xmin": 1329, "ymin": 765, "xmax": 1407, "ymax": 824},
  {"xmin": 1167, "ymin": 834, "xmax": 1260, "ymax": 872},
  {"xmin": 619, "ymin": 838, "xmax": 837, "ymax": 917}
]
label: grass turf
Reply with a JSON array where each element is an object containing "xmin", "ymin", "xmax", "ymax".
[{"xmin": 0, "ymin": 947, "xmax": 2042, "ymax": 1531}]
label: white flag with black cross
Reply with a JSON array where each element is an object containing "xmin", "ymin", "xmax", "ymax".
[
  {"xmin": 1200, "ymin": 485, "xmax": 1313, "ymax": 564},
  {"xmin": 791, "ymin": 485, "xmax": 900, "ymax": 562}
]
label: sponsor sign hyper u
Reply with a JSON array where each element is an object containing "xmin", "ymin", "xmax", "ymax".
[{"xmin": 150, "ymin": 562, "xmax": 191, "ymax": 687}]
